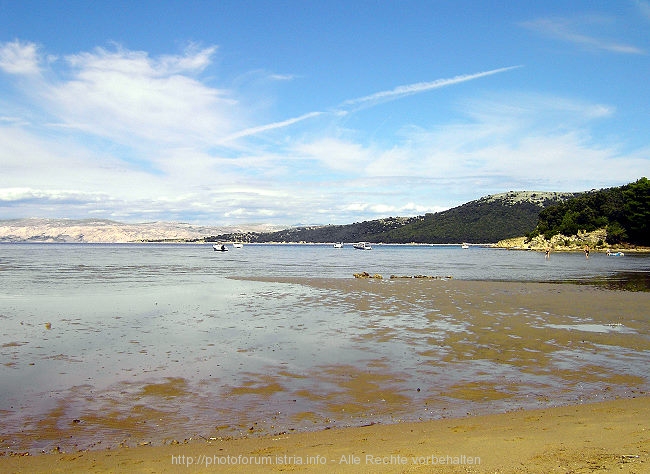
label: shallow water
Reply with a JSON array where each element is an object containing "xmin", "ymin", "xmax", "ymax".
[
  {"xmin": 3, "ymin": 242, "xmax": 649, "ymax": 287},
  {"xmin": 0, "ymin": 243, "xmax": 649, "ymax": 454}
]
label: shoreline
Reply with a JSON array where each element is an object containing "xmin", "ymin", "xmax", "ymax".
[
  {"xmin": 493, "ymin": 234, "xmax": 650, "ymax": 253},
  {"xmin": 3, "ymin": 239, "xmax": 650, "ymax": 253},
  {"xmin": 3, "ymin": 396, "xmax": 648, "ymax": 473}
]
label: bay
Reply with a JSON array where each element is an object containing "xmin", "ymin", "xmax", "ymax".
[{"xmin": 2, "ymin": 242, "xmax": 649, "ymax": 289}]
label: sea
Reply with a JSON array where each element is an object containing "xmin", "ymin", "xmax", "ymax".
[{"xmin": 1, "ymin": 243, "xmax": 649, "ymax": 453}]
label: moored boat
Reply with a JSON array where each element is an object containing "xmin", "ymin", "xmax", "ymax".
[
  {"xmin": 353, "ymin": 242, "xmax": 372, "ymax": 250},
  {"xmin": 213, "ymin": 244, "xmax": 228, "ymax": 251},
  {"xmin": 333, "ymin": 242, "xmax": 343, "ymax": 248},
  {"xmin": 606, "ymin": 250, "xmax": 624, "ymax": 256}
]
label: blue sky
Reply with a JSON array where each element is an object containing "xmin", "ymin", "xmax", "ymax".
[{"xmin": 1, "ymin": 1, "xmax": 649, "ymax": 225}]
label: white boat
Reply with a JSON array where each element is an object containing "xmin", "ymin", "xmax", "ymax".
[
  {"xmin": 461, "ymin": 243, "xmax": 469, "ymax": 249},
  {"xmin": 606, "ymin": 250, "xmax": 624, "ymax": 256},
  {"xmin": 353, "ymin": 242, "xmax": 372, "ymax": 250},
  {"xmin": 213, "ymin": 244, "xmax": 228, "ymax": 252},
  {"xmin": 232, "ymin": 242, "xmax": 243, "ymax": 248},
  {"xmin": 333, "ymin": 242, "xmax": 343, "ymax": 248}
]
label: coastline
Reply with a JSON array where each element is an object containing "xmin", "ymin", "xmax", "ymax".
[
  {"xmin": 3, "ymin": 396, "xmax": 648, "ymax": 473},
  {"xmin": 493, "ymin": 233, "xmax": 650, "ymax": 253}
]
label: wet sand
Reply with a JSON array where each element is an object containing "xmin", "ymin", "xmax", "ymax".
[
  {"xmin": 1, "ymin": 278, "xmax": 649, "ymax": 471},
  {"xmin": 3, "ymin": 396, "xmax": 649, "ymax": 473}
]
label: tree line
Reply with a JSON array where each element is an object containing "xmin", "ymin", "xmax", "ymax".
[{"xmin": 527, "ymin": 177, "xmax": 649, "ymax": 245}]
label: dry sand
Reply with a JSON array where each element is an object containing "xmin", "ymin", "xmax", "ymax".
[{"xmin": 2, "ymin": 396, "xmax": 648, "ymax": 473}]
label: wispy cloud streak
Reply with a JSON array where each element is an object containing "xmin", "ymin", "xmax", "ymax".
[
  {"xmin": 521, "ymin": 18, "xmax": 645, "ymax": 55},
  {"xmin": 220, "ymin": 111, "xmax": 323, "ymax": 142},
  {"xmin": 224, "ymin": 66, "xmax": 521, "ymax": 141},
  {"xmin": 340, "ymin": 66, "xmax": 522, "ymax": 109}
]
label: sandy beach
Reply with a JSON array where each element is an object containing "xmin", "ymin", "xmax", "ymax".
[
  {"xmin": 2, "ymin": 396, "xmax": 648, "ymax": 473},
  {"xmin": 2, "ymin": 275, "xmax": 649, "ymax": 472}
]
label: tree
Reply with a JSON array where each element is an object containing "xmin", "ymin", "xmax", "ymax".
[
  {"xmin": 623, "ymin": 177, "xmax": 650, "ymax": 245},
  {"xmin": 559, "ymin": 210, "xmax": 579, "ymax": 236},
  {"xmin": 606, "ymin": 221, "xmax": 627, "ymax": 244}
]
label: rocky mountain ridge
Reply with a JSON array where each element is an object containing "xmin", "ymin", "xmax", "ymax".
[
  {"xmin": 482, "ymin": 190, "xmax": 578, "ymax": 205},
  {"xmin": 0, "ymin": 218, "xmax": 283, "ymax": 243}
]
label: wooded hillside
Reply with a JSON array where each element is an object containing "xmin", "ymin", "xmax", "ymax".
[
  {"xmin": 209, "ymin": 191, "xmax": 576, "ymax": 244},
  {"xmin": 529, "ymin": 177, "xmax": 649, "ymax": 246}
]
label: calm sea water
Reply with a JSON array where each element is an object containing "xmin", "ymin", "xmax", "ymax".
[
  {"xmin": 1, "ymin": 243, "xmax": 649, "ymax": 453},
  {"xmin": 2, "ymin": 242, "xmax": 648, "ymax": 288}
]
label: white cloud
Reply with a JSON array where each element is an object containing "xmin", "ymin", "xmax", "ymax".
[
  {"xmin": 0, "ymin": 187, "xmax": 106, "ymax": 203},
  {"xmin": 42, "ymin": 45, "xmax": 240, "ymax": 147},
  {"xmin": 292, "ymin": 138, "xmax": 374, "ymax": 173},
  {"xmin": 0, "ymin": 39, "xmax": 646, "ymax": 225},
  {"xmin": 0, "ymin": 124, "xmax": 160, "ymax": 200},
  {"xmin": 0, "ymin": 40, "xmax": 41, "ymax": 75},
  {"xmin": 370, "ymin": 95, "xmax": 644, "ymax": 193}
]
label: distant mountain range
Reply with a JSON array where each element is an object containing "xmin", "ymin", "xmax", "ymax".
[
  {"xmin": 208, "ymin": 191, "xmax": 578, "ymax": 244},
  {"xmin": 0, "ymin": 218, "xmax": 284, "ymax": 243}
]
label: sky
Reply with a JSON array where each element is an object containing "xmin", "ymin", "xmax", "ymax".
[{"xmin": 0, "ymin": 1, "xmax": 649, "ymax": 226}]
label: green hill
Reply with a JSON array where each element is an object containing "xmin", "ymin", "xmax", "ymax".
[
  {"xmin": 377, "ymin": 191, "xmax": 576, "ymax": 244},
  {"xmin": 209, "ymin": 191, "xmax": 576, "ymax": 244}
]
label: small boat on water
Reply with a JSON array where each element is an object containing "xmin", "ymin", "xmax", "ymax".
[
  {"xmin": 333, "ymin": 242, "xmax": 344, "ymax": 248},
  {"xmin": 232, "ymin": 242, "xmax": 243, "ymax": 248},
  {"xmin": 353, "ymin": 242, "xmax": 372, "ymax": 250},
  {"xmin": 213, "ymin": 244, "xmax": 228, "ymax": 252},
  {"xmin": 607, "ymin": 250, "xmax": 624, "ymax": 256},
  {"xmin": 461, "ymin": 243, "xmax": 470, "ymax": 249}
]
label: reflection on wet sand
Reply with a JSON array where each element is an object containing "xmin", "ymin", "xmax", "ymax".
[{"xmin": 1, "ymin": 278, "xmax": 649, "ymax": 455}]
